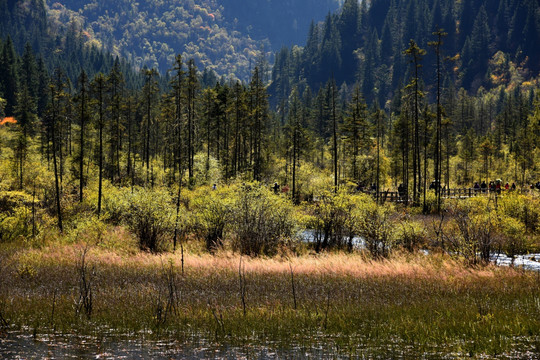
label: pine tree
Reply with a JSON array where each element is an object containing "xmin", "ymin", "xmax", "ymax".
[
  {"xmin": 76, "ymin": 70, "xmax": 89, "ymax": 203},
  {"xmin": 404, "ymin": 39, "xmax": 426, "ymax": 205},
  {"xmin": 320, "ymin": 14, "xmax": 342, "ymax": 84},
  {"xmin": 249, "ymin": 66, "xmax": 268, "ymax": 181},
  {"xmin": 338, "ymin": 0, "xmax": 360, "ymax": 81},
  {"xmin": 107, "ymin": 58, "xmax": 125, "ymax": 181},
  {"xmin": 429, "ymin": 28, "xmax": 447, "ymax": 212},
  {"xmin": 49, "ymin": 68, "xmax": 68, "ymax": 231},
  {"xmin": 342, "ymin": 85, "xmax": 369, "ymax": 183},
  {"xmin": 186, "ymin": 60, "xmax": 198, "ymax": 185},
  {"xmin": 142, "ymin": 68, "xmax": 159, "ymax": 186},
  {"xmin": 287, "ymin": 88, "xmax": 303, "ymax": 204},
  {"xmin": 0, "ymin": 36, "xmax": 18, "ymax": 116},
  {"xmin": 91, "ymin": 73, "xmax": 106, "ymax": 218}
]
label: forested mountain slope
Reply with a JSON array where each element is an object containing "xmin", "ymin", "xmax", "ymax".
[
  {"xmin": 0, "ymin": 0, "xmax": 139, "ymax": 88},
  {"xmin": 270, "ymin": 0, "xmax": 540, "ymax": 104},
  {"xmin": 45, "ymin": 0, "xmax": 340, "ymax": 79}
]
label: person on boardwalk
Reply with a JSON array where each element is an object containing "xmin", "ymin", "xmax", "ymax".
[
  {"xmin": 511, "ymin": 182, "xmax": 516, "ymax": 191},
  {"xmin": 398, "ymin": 183, "xmax": 405, "ymax": 198},
  {"xmin": 480, "ymin": 181, "xmax": 487, "ymax": 193},
  {"xmin": 273, "ymin": 182, "xmax": 280, "ymax": 194},
  {"xmin": 504, "ymin": 182, "xmax": 509, "ymax": 191},
  {"xmin": 474, "ymin": 182, "xmax": 480, "ymax": 193}
]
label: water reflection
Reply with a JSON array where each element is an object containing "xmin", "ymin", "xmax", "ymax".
[{"xmin": 1, "ymin": 330, "xmax": 537, "ymax": 359}]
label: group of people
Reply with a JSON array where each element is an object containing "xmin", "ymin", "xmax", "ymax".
[
  {"xmin": 211, "ymin": 179, "xmax": 540, "ymax": 197},
  {"xmin": 473, "ymin": 180, "xmax": 516, "ymax": 194}
]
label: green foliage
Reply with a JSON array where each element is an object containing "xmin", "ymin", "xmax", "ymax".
[
  {"xmin": 0, "ymin": 205, "xmax": 31, "ymax": 243},
  {"xmin": 192, "ymin": 152, "xmax": 222, "ymax": 187},
  {"xmin": 444, "ymin": 199, "xmax": 499, "ymax": 265},
  {"xmin": 191, "ymin": 185, "xmax": 232, "ymax": 251},
  {"xmin": 121, "ymin": 187, "xmax": 175, "ymax": 252},
  {"xmin": 0, "ymin": 190, "xmax": 34, "ymax": 243},
  {"xmin": 307, "ymin": 190, "xmax": 359, "ymax": 251},
  {"xmin": 66, "ymin": 216, "xmax": 108, "ymax": 246},
  {"xmin": 395, "ymin": 216, "xmax": 427, "ymax": 252},
  {"xmin": 87, "ymin": 179, "xmax": 126, "ymax": 224},
  {"xmin": 231, "ymin": 183, "xmax": 295, "ymax": 256},
  {"xmin": 354, "ymin": 199, "xmax": 395, "ymax": 258},
  {"xmin": 499, "ymin": 194, "xmax": 540, "ymax": 233},
  {"xmin": 498, "ymin": 216, "xmax": 529, "ymax": 260}
]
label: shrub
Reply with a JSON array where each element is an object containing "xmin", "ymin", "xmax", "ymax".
[
  {"xmin": 122, "ymin": 188, "xmax": 175, "ymax": 252},
  {"xmin": 306, "ymin": 190, "xmax": 362, "ymax": 252},
  {"xmin": 355, "ymin": 200, "xmax": 395, "ymax": 258},
  {"xmin": 498, "ymin": 194, "xmax": 540, "ymax": 233},
  {"xmin": 86, "ymin": 179, "xmax": 127, "ymax": 223},
  {"xmin": 395, "ymin": 216, "xmax": 427, "ymax": 252},
  {"xmin": 444, "ymin": 200, "xmax": 499, "ymax": 265},
  {"xmin": 191, "ymin": 186, "xmax": 233, "ymax": 251},
  {"xmin": 498, "ymin": 216, "xmax": 530, "ymax": 262},
  {"xmin": 421, "ymin": 190, "xmax": 441, "ymax": 214},
  {"xmin": 231, "ymin": 183, "xmax": 295, "ymax": 256},
  {"xmin": 66, "ymin": 216, "xmax": 108, "ymax": 246},
  {"xmin": 0, "ymin": 205, "xmax": 31, "ymax": 243}
]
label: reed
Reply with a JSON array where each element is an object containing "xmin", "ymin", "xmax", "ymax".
[{"xmin": 1, "ymin": 242, "xmax": 539, "ymax": 357}]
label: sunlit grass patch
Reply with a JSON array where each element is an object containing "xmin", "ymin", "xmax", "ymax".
[{"xmin": 1, "ymin": 244, "xmax": 539, "ymax": 357}]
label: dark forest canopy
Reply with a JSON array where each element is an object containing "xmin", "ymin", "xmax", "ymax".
[
  {"xmin": 270, "ymin": 0, "xmax": 540, "ymax": 105},
  {"xmin": 0, "ymin": 0, "xmax": 141, "ymax": 88}
]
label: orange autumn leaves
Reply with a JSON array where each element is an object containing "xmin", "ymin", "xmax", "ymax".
[{"xmin": 0, "ymin": 117, "xmax": 17, "ymax": 126}]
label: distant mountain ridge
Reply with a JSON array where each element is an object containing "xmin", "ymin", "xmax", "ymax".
[{"xmin": 45, "ymin": 0, "xmax": 340, "ymax": 79}]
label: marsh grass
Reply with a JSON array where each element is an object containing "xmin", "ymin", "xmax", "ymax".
[{"xmin": 1, "ymin": 242, "xmax": 540, "ymax": 356}]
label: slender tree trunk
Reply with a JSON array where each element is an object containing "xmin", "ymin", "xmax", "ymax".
[
  {"xmin": 376, "ymin": 110, "xmax": 381, "ymax": 204},
  {"xmin": 79, "ymin": 71, "xmax": 87, "ymax": 203},
  {"xmin": 96, "ymin": 76, "xmax": 104, "ymax": 218},
  {"xmin": 331, "ymin": 80, "xmax": 338, "ymax": 192},
  {"xmin": 51, "ymin": 85, "xmax": 63, "ymax": 232}
]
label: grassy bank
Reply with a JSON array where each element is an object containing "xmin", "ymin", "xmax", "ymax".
[{"xmin": 1, "ymin": 241, "xmax": 539, "ymax": 357}]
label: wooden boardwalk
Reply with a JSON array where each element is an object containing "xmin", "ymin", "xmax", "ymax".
[{"xmin": 374, "ymin": 188, "xmax": 522, "ymax": 203}]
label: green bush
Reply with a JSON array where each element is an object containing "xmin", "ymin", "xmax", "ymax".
[
  {"xmin": 122, "ymin": 187, "xmax": 175, "ymax": 252},
  {"xmin": 395, "ymin": 216, "xmax": 427, "ymax": 252},
  {"xmin": 306, "ymin": 190, "xmax": 361, "ymax": 252},
  {"xmin": 0, "ymin": 205, "xmax": 31, "ymax": 243},
  {"xmin": 192, "ymin": 152, "xmax": 222, "ymax": 187},
  {"xmin": 499, "ymin": 194, "xmax": 540, "ymax": 233},
  {"xmin": 85, "ymin": 179, "xmax": 127, "ymax": 223},
  {"xmin": 231, "ymin": 183, "xmax": 295, "ymax": 256},
  {"xmin": 498, "ymin": 216, "xmax": 530, "ymax": 261},
  {"xmin": 355, "ymin": 199, "xmax": 395, "ymax": 258},
  {"xmin": 65, "ymin": 216, "xmax": 108, "ymax": 246},
  {"xmin": 191, "ymin": 186, "xmax": 233, "ymax": 251},
  {"xmin": 444, "ymin": 200, "xmax": 499, "ymax": 265}
]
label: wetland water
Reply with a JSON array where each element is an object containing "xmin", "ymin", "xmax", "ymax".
[
  {"xmin": 2, "ymin": 330, "xmax": 539, "ymax": 359},
  {"xmin": 0, "ymin": 331, "xmax": 379, "ymax": 359},
  {"xmin": 1, "ymin": 331, "xmax": 293, "ymax": 359},
  {"xmin": 301, "ymin": 230, "xmax": 540, "ymax": 272}
]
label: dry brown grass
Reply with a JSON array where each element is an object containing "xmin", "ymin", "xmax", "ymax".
[
  {"xmin": 10, "ymin": 241, "xmax": 508, "ymax": 288},
  {"xmin": 2, "ymin": 241, "xmax": 539, "ymax": 357}
]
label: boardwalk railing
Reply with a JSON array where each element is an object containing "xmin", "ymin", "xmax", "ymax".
[{"xmin": 373, "ymin": 188, "xmax": 530, "ymax": 203}]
